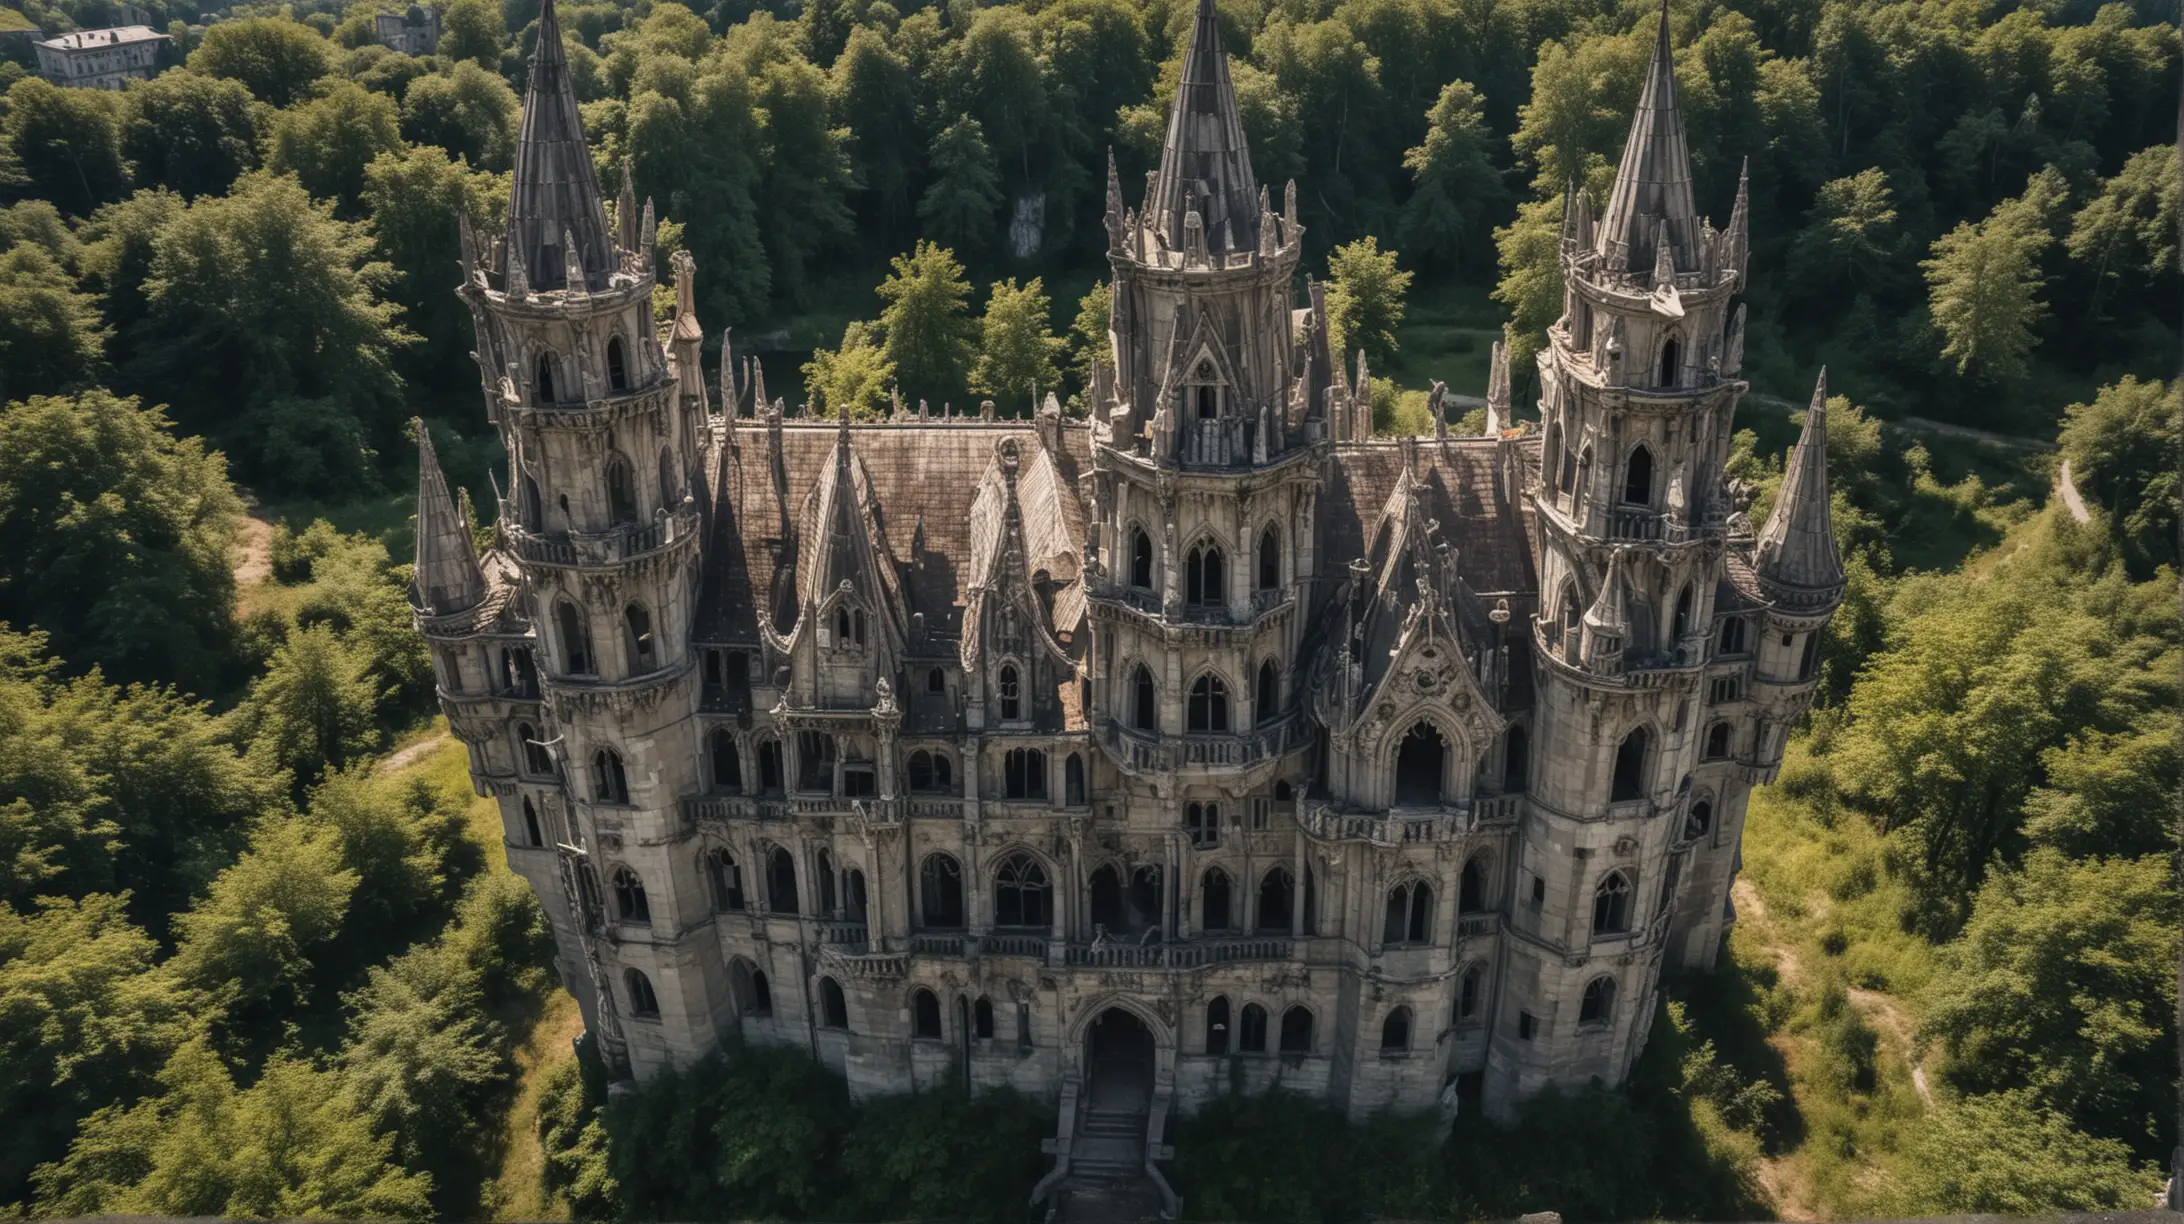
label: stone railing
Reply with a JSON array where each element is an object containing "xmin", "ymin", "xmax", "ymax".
[
  {"xmin": 906, "ymin": 796, "xmax": 964, "ymax": 820},
  {"xmin": 505, "ymin": 503, "xmax": 699, "ymax": 569},
  {"xmin": 980, "ymin": 932, "xmax": 1049, "ymax": 958},
  {"xmin": 1101, "ymin": 713, "xmax": 1307, "ymax": 775},
  {"xmin": 1298, "ymin": 803, "xmax": 1477, "ymax": 847},
  {"xmin": 910, "ymin": 933, "xmax": 965, "ymax": 957},
  {"xmin": 817, "ymin": 943, "xmax": 909, "ymax": 981},
  {"xmin": 1456, "ymin": 914, "xmax": 1500, "ymax": 939},
  {"xmin": 1063, "ymin": 935, "xmax": 1295, "ymax": 970}
]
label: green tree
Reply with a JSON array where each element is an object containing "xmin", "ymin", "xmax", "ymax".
[
  {"xmin": 337, "ymin": 934, "xmax": 508, "ymax": 1186},
  {"xmin": 970, "ymin": 276, "xmax": 1060, "ymax": 409},
  {"xmin": 2066, "ymin": 144, "xmax": 2179, "ymax": 304},
  {"xmin": 1399, "ymin": 79, "xmax": 1505, "ymax": 271},
  {"xmin": 124, "ymin": 172, "xmax": 411, "ymax": 496},
  {"xmin": 2057, "ymin": 376, "xmax": 2180, "ymax": 578},
  {"xmin": 266, "ymin": 79, "xmax": 404, "ymax": 217},
  {"xmin": 1324, "ymin": 236, "xmax": 1412, "ymax": 366},
  {"xmin": 164, "ymin": 816, "xmax": 357, "ymax": 1017},
  {"xmin": 437, "ymin": 0, "xmax": 505, "ymax": 68},
  {"xmin": 751, "ymin": 56, "xmax": 854, "ymax": 308},
  {"xmin": 307, "ymin": 768, "xmax": 472, "ymax": 948},
  {"xmin": 0, "ymin": 244, "xmax": 104, "ymax": 401},
  {"xmin": 75, "ymin": 189, "xmax": 183, "ymax": 357},
  {"xmin": 231, "ymin": 624, "xmax": 383, "ymax": 789},
  {"xmin": 876, "ymin": 240, "xmax": 974, "ymax": 405},
  {"xmin": 916, "ymin": 115, "xmax": 1001, "ymax": 258},
  {"xmin": 0, "ymin": 391, "xmax": 240, "ymax": 692},
  {"xmin": 119, "ymin": 70, "xmax": 260, "ymax": 200},
  {"xmin": 1510, "ymin": 26, "xmax": 1650, "ymax": 194},
  {"xmin": 0, "ymin": 893, "xmax": 186, "ymax": 1204},
  {"xmin": 801, "ymin": 320, "xmax": 894, "ymax": 419},
  {"xmin": 830, "ymin": 26, "xmax": 918, "ymax": 241},
  {"xmin": 1787, "ymin": 168, "xmax": 1900, "ymax": 298},
  {"xmin": 188, "ymin": 16, "xmax": 331, "ymax": 108},
  {"xmin": 363, "ymin": 144, "xmax": 506, "ymax": 388},
  {"xmin": 1922, "ymin": 172, "xmax": 2060, "ymax": 383},
  {"xmin": 1065, "ymin": 278, "xmax": 1109, "ymax": 384},
  {"xmin": 399, "ymin": 62, "xmax": 519, "ymax": 172},
  {"xmin": 34, "ymin": 1037, "xmax": 433, "ymax": 1220},
  {"xmin": 2, "ymin": 78, "xmax": 130, "ymax": 218},
  {"xmin": 1890, "ymin": 1090, "xmax": 2163, "ymax": 1215},
  {"xmin": 2021, "ymin": 712, "xmax": 2179, "ymax": 860}
]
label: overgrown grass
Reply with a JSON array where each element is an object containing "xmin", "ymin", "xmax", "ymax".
[{"xmin": 1381, "ymin": 278, "xmax": 1507, "ymax": 401}]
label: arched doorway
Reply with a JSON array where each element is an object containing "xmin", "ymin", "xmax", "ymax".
[
  {"xmin": 1085, "ymin": 1007, "xmax": 1154, "ymax": 1113},
  {"xmin": 1395, "ymin": 722, "xmax": 1447, "ymax": 804}
]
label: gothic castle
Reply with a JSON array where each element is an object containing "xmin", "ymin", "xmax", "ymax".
[{"xmin": 414, "ymin": 0, "xmax": 1841, "ymax": 1191}]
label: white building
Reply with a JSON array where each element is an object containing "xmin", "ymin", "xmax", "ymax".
[{"xmin": 33, "ymin": 24, "xmax": 166, "ymax": 89}]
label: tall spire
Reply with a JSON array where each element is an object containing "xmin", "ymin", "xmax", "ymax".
[
  {"xmin": 507, "ymin": 0, "xmax": 614, "ymax": 293},
  {"xmin": 1596, "ymin": 1, "xmax": 1698, "ymax": 276},
  {"xmin": 1151, "ymin": 0, "xmax": 1259, "ymax": 256},
  {"xmin": 411, "ymin": 422, "xmax": 486, "ymax": 616},
  {"xmin": 1755, "ymin": 370, "xmax": 1845, "ymax": 607}
]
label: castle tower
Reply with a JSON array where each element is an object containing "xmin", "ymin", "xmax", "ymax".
[
  {"xmin": 1083, "ymin": 0, "xmax": 1321, "ymax": 958},
  {"xmin": 1494, "ymin": 2, "xmax": 1786, "ymax": 1106},
  {"xmin": 444, "ymin": 0, "xmax": 726, "ymax": 1079}
]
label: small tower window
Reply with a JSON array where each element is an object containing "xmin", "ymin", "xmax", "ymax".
[
  {"xmin": 1611, "ymin": 727, "xmax": 1649, "ymax": 801},
  {"xmin": 1254, "ymin": 658, "xmax": 1280, "ymax": 725},
  {"xmin": 928, "ymin": 666, "xmax": 946, "ymax": 693},
  {"xmin": 612, "ymin": 866, "xmax": 650, "ymax": 924},
  {"xmin": 1686, "ymin": 800, "xmax": 1713, "ymax": 840},
  {"xmin": 1185, "ymin": 544, "xmax": 1225, "ymax": 607},
  {"xmin": 1657, "ymin": 336, "xmax": 1679, "ymax": 388},
  {"xmin": 1394, "ymin": 723, "xmax": 1447, "ymax": 804},
  {"xmin": 1064, "ymin": 752, "xmax": 1086, "ymax": 804},
  {"xmin": 624, "ymin": 969, "xmax": 659, "ymax": 1018},
  {"xmin": 1186, "ymin": 673, "xmax": 1230, "ymax": 732},
  {"xmin": 1383, "ymin": 880, "xmax": 1433, "ymax": 946},
  {"xmin": 1380, "ymin": 1007, "xmax": 1411, "ymax": 1053},
  {"xmin": 624, "ymin": 603, "xmax": 657, "ymax": 674},
  {"xmin": 1459, "ymin": 855, "xmax": 1489, "ymax": 913},
  {"xmin": 1003, "ymin": 748, "xmax": 1047, "ymax": 800},
  {"xmin": 1503, "ymin": 725, "xmax": 1528, "ymax": 789},
  {"xmin": 535, "ymin": 352, "xmax": 559, "ymax": 404},
  {"xmin": 1672, "ymin": 584, "xmax": 1692, "ymax": 641},
  {"xmin": 607, "ymin": 453, "xmax": 639, "ymax": 525},
  {"xmin": 521, "ymin": 797, "xmax": 543, "ymax": 846},
  {"xmin": 1201, "ymin": 867, "xmax": 1232, "ymax": 930},
  {"xmin": 1704, "ymin": 722, "xmax": 1733, "ymax": 760},
  {"xmin": 767, "ymin": 845, "xmax": 798, "ymax": 914},
  {"xmin": 999, "ymin": 664, "xmax": 1021, "ymax": 720},
  {"xmin": 1718, "ymin": 618, "xmax": 1746, "ymax": 654},
  {"xmin": 710, "ymin": 728, "xmax": 741, "ymax": 790},
  {"xmin": 919, "ymin": 853, "xmax": 965, "ymax": 928},
  {"xmin": 592, "ymin": 748, "xmax": 629, "ymax": 804},
  {"xmin": 607, "ymin": 336, "xmax": 628, "ymax": 391},
  {"xmin": 1592, "ymin": 871, "xmax": 1632, "ymax": 935},
  {"xmin": 519, "ymin": 723, "xmax": 554, "ymax": 776},
  {"xmin": 757, "ymin": 739, "xmax": 784, "ymax": 793},
  {"xmin": 1624, "ymin": 445, "xmax": 1654, "ymax": 506},
  {"xmin": 1130, "ymin": 528, "xmax": 1153, "ymax": 589},
  {"xmin": 1206, "ymin": 996, "xmax": 1231, "ymax": 1055},
  {"xmin": 1239, "ymin": 1003, "xmax": 1268, "ymax": 1052},
  {"xmin": 820, "ymin": 978, "xmax": 848, "ymax": 1029},
  {"xmin": 912, "ymin": 988, "xmax": 943, "ymax": 1038},
  {"xmin": 707, "ymin": 848, "xmax": 744, "ymax": 910},
  {"xmin": 1256, "ymin": 525, "xmax": 1280, "ymax": 592},
  {"xmin": 1186, "ymin": 801, "xmax": 1220, "ymax": 848},
  {"xmin": 556, "ymin": 602, "xmax": 593, "ymax": 675},
  {"xmin": 1580, "ymin": 976, "xmax": 1616, "ymax": 1023},
  {"xmin": 1131, "ymin": 665, "xmax": 1158, "ymax": 732},
  {"xmin": 1458, "ymin": 964, "xmax": 1483, "ymax": 1020},
  {"xmin": 993, "ymin": 853, "xmax": 1051, "ymax": 928},
  {"xmin": 1279, "ymin": 1006, "xmax": 1312, "ymax": 1053}
]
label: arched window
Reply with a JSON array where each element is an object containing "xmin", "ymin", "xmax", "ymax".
[
  {"xmin": 1200, "ymin": 867, "xmax": 1232, "ymax": 931},
  {"xmin": 1624, "ymin": 445, "xmax": 1653, "ymax": 505},
  {"xmin": 817, "ymin": 849, "xmax": 837, "ymax": 916},
  {"xmin": 1558, "ymin": 583, "xmax": 1581, "ymax": 654},
  {"xmin": 911, "ymin": 988, "xmax": 943, "ymax": 1038},
  {"xmin": 1459, "ymin": 856, "xmax": 1489, "ymax": 913},
  {"xmin": 593, "ymin": 749, "xmax": 629, "ymax": 804},
  {"xmin": 1185, "ymin": 543, "xmax": 1225, "ymax": 607},
  {"xmin": 974, "ymin": 996, "xmax": 995, "ymax": 1038},
  {"xmin": 1686, "ymin": 800, "xmax": 1713, "ymax": 840},
  {"xmin": 1064, "ymin": 753, "xmax": 1086, "ymax": 804},
  {"xmin": 522, "ymin": 797, "xmax": 544, "ymax": 847},
  {"xmin": 919, "ymin": 853, "xmax": 964, "ymax": 928},
  {"xmin": 751, "ymin": 969, "xmax": 773, "ymax": 1015},
  {"xmin": 757, "ymin": 739, "xmax": 784, "ymax": 793},
  {"xmin": 1127, "ymin": 866, "xmax": 1162, "ymax": 930},
  {"xmin": 994, "ymin": 853, "xmax": 1051, "ymax": 928},
  {"xmin": 999, "ymin": 664, "xmax": 1021, "ymax": 720},
  {"xmin": 612, "ymin": 866, "xmax": 650, "ymax": 925},
  {"xmin": 625, "ymin": 969, "xmax": 659, "ymax": 1018},
  {"xmin": 535, "ymin": 352, "xmax": 559, "ymax": 404},
  {"xmin": 1088, "ymin": 864, "xmax": 1124, "ymax": 930},
  {"xmin": 1279, "ymin": 1006, "xmax": 1312, "ymax": 1053},
  {"xmin": 607, "ymin": 336, "xmax": 628, "ymax": 391},
  {"xmin": 711, "ymin": 729, "xmax": 741, "ymax": 790},
  {"xmin": 1395, "ymin": 723, "xmax": 1446, "ymax": 804},
  {"xmin": 1130, "ymin": 528, "xmax": 1154, "ymax": 589},
  {"xmin": 1704, "ymin": 722, "xmax": 1733, "ymax": 760},
  {"xmin": 658, "ymin": 446, "xmax": 677, "ymax": 511},
  {"xmin": 606, "ymin": 452, "xmax": 639, "ymax": 525},
  {"xmin": 820, "ymin": 977, "xmax": 848, "ymax": 1029},
  {"xmin": 1457, "ymin": 964, "xmax": 1484, "ymax": 1020},
  {"xmin": 707, "ymin": 848, "xmax": 743, "ymax": 911},
  {"xmin": 1255, "ymin": 659, "xmax": 1279, "ymax": 725},
  {"xmin": 625, "ymin": 603, "xmax": 658, "ymax": 674},
  {"xmin": 1383, "ymin": 880, "xmax": 1433, "ymax": 946},
  {"xmin": 1592, "ymin": 871, "xmax": 1632, "ymax": 935},
  {"xmin": 1580, "ymin": 976, "xmax": 1616, "ymax": 1023},
  {"xmin": 575, "ymin": 861, "xmax": 602, "ymax": 919},
  {"xmin": 1672, "ymin": 584, "xmax": 1693, "ymax": 642},
  {"xmin": 1132, "ymin": 665, "xmax": 1158, "ymax": 732},
  {"xmin": 1502, "ymin": 725, "xmax": 1528, "ymax": 789},
  {"xmin": 908, "ymin": 750, "xmax": 951, "ymax": 792},
  {"xmin": 1799, "ymin": 632, "xmax": 1820, "ymax": 680},
  {"xmin": 1256, "ymin": 525, "xmax": 1280, "ymax": 592},
  {"xmin": 797, "ymin": 731, "xmax": 837, "ymax": 791},
  {"xmin": 1239, "ymin": 1003, "xmax": 1268, "ymax": 1052},
  {"xmin": 1206, "ymin": 996, "xmax": 1231, "ymax": 1055},
  {"xmin": 519, "ymin": 723, "xmax": 554, "ymax": 776},
  {"xmin": 1718, "ymin": 618, "xmax": 1746, "ymax": 654},
  {"xmin": 1380, "ymin": 1007, "xmax": 1411, "ymax": 1053},
  {"xmin": 835, "ymin": 605, "xmax": 851, "ymax": 644},
  {"xmin": 1611, "ymin": 727, "xmax": 1649, "ymax": 801},
  {"xmin": 1187, "ymin": 673, "xmax": 1230, "ymax": 732},
  {"xmin": 556, "ymin": 602, "xmax": 593, "ymax": 675},
  {"xmin": 845, "ymin": 868, "xmax": 867, "ymax": 922},
  {"xmin": 1257, "ymin": 866, "xmax": 1294, "ymax": 932},
  {"xmin": 928, "ymin": 666, "xmax": 947, "ymax": 693},
  {"xmin": 767, "ymin": 845, "xmax": 798, "ymax": 914},
  {"xmin": 1185, "ymin": 801, "xmax": 1219, "ymax": 848},
  {"xmin": 1657, "ymin": 336, "xmax": 1679, "ymax": 388},
  {"xmin": 1003, "ymin": 748, "xmax": 1047, "ymax": 800}
]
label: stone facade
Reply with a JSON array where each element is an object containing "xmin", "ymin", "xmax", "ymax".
[
  {"xmin": 33, "ymin": 24, "xmax": 165, "ymax": 89},
  {"xmin": 414, "ymin": 0, "xmax": 1841, "ymax": 1164},
  {"xmin": 375, "ymin": 6, "xmax": 440, "ymax": 56}
]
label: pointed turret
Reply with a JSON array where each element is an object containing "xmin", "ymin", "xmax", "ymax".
[
  {"xmin": 1151, "ymin": 0, "xmax": 1259, "ymax": 256},
  {"xmin": 411, "ymin": 422, "xmax": 486, "ymax": 616},
  {"xmin": 1580, "ymin": 548, "xmax": 1630, "ymax": 673},
  {"xmin": 1755, "ymin": 370, "xmax": 1845, "ymax": 607},
  {"xmin": 1484, "ymin": 338, "xmax": 1510, "ymax": 435},
  {"xmin": 1104, "ymin": 148, "xmax": 1127, "ymax": 252},
  {"xmin": 1596, "ymin": 2, "xmax": 1698, "ymax": 276},
  {"xmin": 1721, "ymin": 157, "xmax": 1750, "ymax": 287},
  {"xmin": 507, "ymin": 0, "xmax": 614, "ymax": 293}
]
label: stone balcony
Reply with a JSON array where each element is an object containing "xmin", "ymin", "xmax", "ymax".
[
  {"xmin": 1297, "ymin": 793, "xmax": 1521, "ymax": 847},
  {"xmin": 504, "ymin": 503, "xmax": 700, "ymax": 569},
  {"xmin": 1099, "ymin": 711, "xmax": 1309, "ymax": 779}
]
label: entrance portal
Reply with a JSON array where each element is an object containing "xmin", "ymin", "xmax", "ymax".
[{"xmin": 1085, "ymin": 1008, "xmax": 1154, "ymax": 1113}]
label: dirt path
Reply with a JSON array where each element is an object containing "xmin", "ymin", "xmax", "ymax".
[
  {"xmin": 377, "ymin": 730, "xmax": 452, "ymax": 774},
  {"xmin": 1729, "ymin": 880, "xmax": 1822, "ymax": 1220},
  {"xmin": 489, "ymin": 991, "xmax": 585, "ymax": 1221},
  {"xmin": 232, "ymin": 514, "xmax": 276, "ymax": 587},
  {"xmin": 1850, "ymin": 987, "xmax": 1933, "ymax": 1108},
  {"xmin": 1743, "ymin": 394, "xmax": 2050, "ymax": 452},
  {"xmin": 2056, "ymin": 458, "xmax": 2091, "ymax": 524}
]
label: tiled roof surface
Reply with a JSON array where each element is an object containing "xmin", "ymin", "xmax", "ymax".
[{"xmin": 1321, "ymin": 438, "xmax": 1536, "ymax": 597}]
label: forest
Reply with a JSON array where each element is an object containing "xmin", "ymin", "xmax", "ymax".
[{"xmin": 0, "ymin": 0, "xmax": 2178, "ymax": 1216}]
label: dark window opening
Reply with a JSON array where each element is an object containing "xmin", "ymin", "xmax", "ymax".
[
  {"xmin": 535, "ymin": 353, "xmax": 558, "ymax": 403},
  {"xmin": 593, "ymin": 749, "xmax": 629, "ymax": 804},
  {"xmin": 1200, "ymin": 867, "xmax": 1232, "ymax": 931},
  {"xmin": 1458, "ymin": 965, "xmax": 1483, "ymax": 1020},
  {"xmin": 1459, "ymin": 856, "xmax": 1488, "ymax": 913},
  {"xmin": 607, "ymin": 453, "xmax": 639, "ymax": 526},
  {"xmin": 1206, "ymin": 996, "xmax": 1231, "ymax": 1055},
  {"xmin": 1088, "ymin": 865, "xmax": 1124, "ymax": 931},
  {"xmin": 767, "ymin": 846, "xmax": 799, "ymax": 915},
  {"xmin": 1657, "ymin": 337, "xmax": 1679, "ymax": 388},
  {"xmin": 625, "ymin": 969, "xmax": 659, "ymax": 1018},
  {"xmin": 1380, "ymin": 1007, "xmax": 1411, "ymax": 1053},
  {"xmin": 999, "ymin": 664, "xmax": 1021, "ymax": 720},
  {"xmin": 929, "ymin": 666, "xmax": 947, "ymax": 693},
  {"xmin": 1239, "ymin": 1003, "xmax": 1268, "ymax": 1052},
  {"xmin": 1611, "ymin": 727, "xmax": 1649, "ymax": 801},
  {"xmin": 1130, "ymin": 529, "xmax": 1153, "ymax": 589},
  {"xmin": 1257, "ymin": 867, "xmax": 1294, "ymax": 932},
  {"xmin": 920, "ymin": 853, "xmax": 965, "ymax": 928},
  {"xmin": 1383, "ymin": 880, "xmax": 1433, "ymax": 946},
  {"xmin": 1705, "ymin": 723, "xmax": 1733, "ymax": 760},
  {"xmin": 1580, "ymin": 976, "xmax": 1615, "ymax": 1023},
  {"xmin": 912, "ymin": 989, "xmax": 942, "ymax": 1039},
  {"xmin": 1255, "ymin": 659, "xmax": 1279, "ymax": 725},
  {"xmin": 557, "ymin": 603, "xmax": 592, "ymax": 675},
  {"xmin": 522, "ymin": 798, "xmax": 543, "ymax": 847},
  {"xmin": 625, "ymin": 603, "xmax": 657, "ymax": 674},
  {"xmin": 994, "ymin": 853, "xmax": 1051, "ymax": 928},
  {"xmin": 1187, "ymin": 674, "xmax": 1230, "ymax": 732},
  {"xmin": 1503, "ymin": 725, "xmax": 1528, "ymax": 790},
  {"xmin": 1132, "ymin": 666, "xmax": 1158, "ymax": 732},
  {"xmin": 1624, "ymin": 445, "xmax": 1653, "ymax": 506},
  {"xmin": 1064, "ymin": 753, "xmax": 1086, "ymax": 805},
  {"xmin": 1256, "ymin": 526, "xmax": 1280, "ymax": 591},
  {"xmin": 797, "ymin": 731, "xmax": 837, "ymax": 791},
  {"xmin": 1593, "ymin": 871, "xmax": 1632, "ymax": 935},
  {"xmin": 520, "ymin": 723, "xmax": 554, "ymax": 776},
  {"xmin": 908, "ymin": 749, "xmax": 952, "ymax": 792},
  {"xmin": 711, "ymin": 729, "xmax": 741, "ymax": 790},
  {"xmin": 1279, "ymin": 1006, "xmax": 1312, "ymax": 1053},
  {"xmin": 1718, "ymin": 618, "xmax": 1746, "ymax": 654},
  {"xmin": 1672, "ymin": 585, "xmax": 1692, "ymax": 642},
  {"xmin": 757, "ymin": 740, "xmax": 784, "ymax": 793},
  {"xmin": 1127, "ymin": 865, "xmax": 1162, "ymax": 930},
  {"xmin": 820, "ymin": 978, "xmax": 848, "ymax": 1029},
  {"xmin": 817, "ymin": 850, "xmax": 838, "ymax": 916},
  {"xmin": 1186, "ymin": 801, "xmax": 1220, "ymax": 849},
  {"xmin": 1003, "ymin": 748, "xmax": 1047, "ymax": 800},
  {"xmin": 708, "ymin": 848, "xmax": 744, "ymax": 911},
  {"xmin": 607, "ymin": 336, "xmax": 628, "ymax": 391},
  {"xmin": 613, "ymin": 867, "xmax": 650, "ymax": 925},
  {"xmin": 1185, "ymin": 545, "xmax": 1226, "ymax": 607},
  {"xmin": 1395, "ymin": 723, "xmax": 1447, "ymax": 804},
  {"xmin": 1686, "ymin": 801, "xmax": 1713, "ymax": 840},
  {"xmin": 751, "ymin": 970, "xmax": 772, "ymax": 1015},
  {"xmin": 974, "ymin": 996, "xmax": 995, "ymax": 1039}
]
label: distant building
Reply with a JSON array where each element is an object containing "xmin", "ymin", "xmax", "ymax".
[
  {"xmin": 33, "ymin": 24, "xmax": 166, "ymax": 89},
  {"xmin": 375, "ymin": 5, "xmax": 439, "ymax": 55}
]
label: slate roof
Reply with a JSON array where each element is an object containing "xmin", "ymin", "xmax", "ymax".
[{"xmin": 1319, "ymin": 438, "xmax": 1537, "ymax": 598}]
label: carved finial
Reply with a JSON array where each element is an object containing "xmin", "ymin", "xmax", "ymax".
[{"xmin": 561, "ymin": 227, "xmax": 585, "ymax": 295}]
